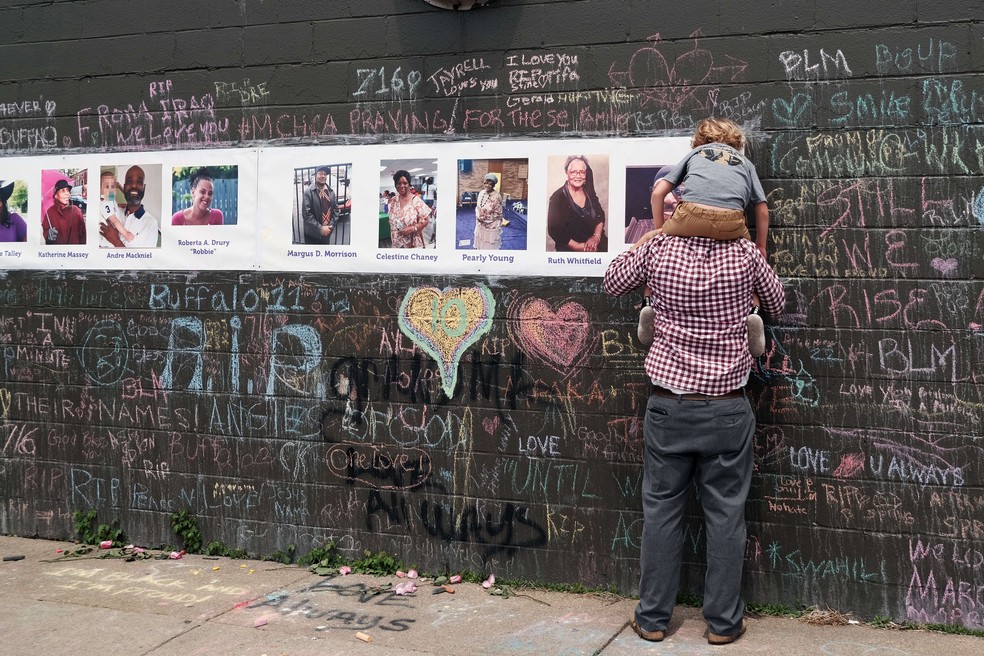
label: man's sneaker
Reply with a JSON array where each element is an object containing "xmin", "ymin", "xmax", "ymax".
[
  {"xmin": 708, "ymin": 619, "xmax": 747, "ymax": 645},
  {"xmin": 638, "ymin": 305, "xmax": 655, "ymax": 346},
  {"xmin": 629, "ymin": 617, "xmax": 665, "ymax": 642},
  {"xmin": 747, "ymin": 310, "xmax": 765, "ymax": 357}
]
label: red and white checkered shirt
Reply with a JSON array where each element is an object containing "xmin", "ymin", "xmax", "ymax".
[{"xmin": 604, "ymin": 234, "xmax": 785, "ymax": 395}]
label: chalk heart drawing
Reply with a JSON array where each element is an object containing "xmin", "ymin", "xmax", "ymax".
[
  {"xmin": 609, "ymin": 32, "xmax": 748, "ymax": 111},
  {"xmin": 399, "ymin": 285, "xmax": 495, "ymax": 397},
  {"xmin": 772, "ymin": 92, "xmax": 812, "ymax": 127},
  {"xmin": 930, "ymin": 257, "xmax": 957, "ymax": 276},
  {"xmin": 482, "ymin": 416, "xmax": 500, "ymax": 435},
  {"xmin": 512, "ymin": 297, "xmax": 591, "ymax": 372}
]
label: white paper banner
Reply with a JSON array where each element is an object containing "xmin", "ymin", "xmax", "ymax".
[{"xmin": 0, "ymin": 137, "xmax": 691, "ymax": 275}]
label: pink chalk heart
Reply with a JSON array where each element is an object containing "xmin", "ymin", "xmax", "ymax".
[
  {"xmin": 610, "ymin": 36, "xmax": 747, "ymax": 112},
  {"xmin": 832, "ymin": 453, "xmax": 865, "ymax": 479},
  {"xmin": 931, "ymin": 257, "xmax": 957, "ymax": 276},
  {"xmin": 509, "ymin": 297, "xmax": 591, "ymax": 372},
  {"xmin": 482, "ymin": 416, "xmax": 500, "ymax": 435},
  {"xmin": 399, "ymin": 286, "xmax": 495, "ymax": 397}
]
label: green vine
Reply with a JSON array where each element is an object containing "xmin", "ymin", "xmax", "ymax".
[
  {"xmin": 72, "ymin": 509, "xmax": 126, "ymax": 546},
  {"xmin": 298, "ymin": 541, "xmax": 340, "ymax": 567},
  {"xmin": 299, "ymin": 541, "xmax": 343, "ymax": 575},
  {"xmin": 204, "ymin": 540, "xmax": 249, "ymax": 559},
  {"xmin": 263, "ymin": 544, "xmax": 297, "ymax": 564},
  {"xmin": 169, "ymin": 509, "xmax": 203, "ymax": 553},
  {"xmin": 351, "ymin": 549, "xmax": 404, "ymax": 576},
  {"xmin": 302, "ymin": 545, "xmax": 406, "ymax": 578}
]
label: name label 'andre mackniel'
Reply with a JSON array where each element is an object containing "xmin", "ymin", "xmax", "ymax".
[{"xmin": 105, "ymin": 251, "xmax": 153, "ymax": 259}]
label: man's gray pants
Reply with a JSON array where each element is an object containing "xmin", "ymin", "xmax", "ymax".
[{"xmin": 633, "ymin": 392, "xmax": 755, "ymax": 638}]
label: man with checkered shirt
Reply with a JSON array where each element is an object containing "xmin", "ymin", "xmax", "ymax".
[{"xmin": 604, "ymin": 226, "xmax": 784, "ymax": 646}]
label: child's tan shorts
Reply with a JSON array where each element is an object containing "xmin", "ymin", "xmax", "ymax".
[{"xmin": 662, "ymin": 202, "xmax": 750, "ymax": 241}]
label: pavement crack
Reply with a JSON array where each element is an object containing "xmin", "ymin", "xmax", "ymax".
[
  {"xmin": 593, "ymin": 619, "xmax": 630, "ymax": 655},
  {"xmin": 138, "ymin": 621, "xmax": 203, "ymax": 656}
]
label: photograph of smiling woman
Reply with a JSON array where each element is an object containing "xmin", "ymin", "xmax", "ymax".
[
  {"xmin": 172, "ymin": 168, "xmax": 222, "ymax": 226},
  {"xmin": 546, "ymin": 154, "xmax": 609, "ymax": 253},
  {"xmin": 171, "ymin": 166, "xmax": 238, "ymax": 227}
]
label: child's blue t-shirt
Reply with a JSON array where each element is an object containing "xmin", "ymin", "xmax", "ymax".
[{"xmin": 664, "ymin": 143, "xmax": 766, "ymax": 211}]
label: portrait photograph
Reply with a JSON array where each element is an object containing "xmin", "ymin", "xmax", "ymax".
[
  {"xmin": 171, "ymin": 166, "xmax": 239, "ymax": 227},
  {"xmin": 545, "ymin": 154, "xmax": 609, "ymax": 253},
  {"xmin": 41, "ymin": 168, "xmax": 87, "ymax": 246},
  {"xmin": 97, "ymin": 164, "xmax": 162, "ymax": 249},
  {"xmin": 624, "ymin": 164, "xmax": 680, "ymax": 244},
  {"xmin": 0, "ymin": 178, "xmax": 28, "ymax": 243},
  {"xmin": 379, "ymin": 159, "xmax": 437, "ymax": 249},
  {"xmin": 291, "ymin": 163, "xmax": 351, "ymax": 246},
  {"xmin": 455, "ymin": 158, "xmax": 528, "ymax": 251}
]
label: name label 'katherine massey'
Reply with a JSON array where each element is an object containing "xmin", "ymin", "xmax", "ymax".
[{"xmin": 39, "ymin": 251, "xmax": 89, "ymax": 259}]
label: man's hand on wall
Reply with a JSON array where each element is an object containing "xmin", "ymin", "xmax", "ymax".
[{"xmin": 99, "ymin": 221, "xmax": 124, "ymax": 247}]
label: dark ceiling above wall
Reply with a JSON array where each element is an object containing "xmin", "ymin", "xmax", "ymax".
[{"xmin": 423, "ymin": 0, "xmax": 494, "ymax": 9}]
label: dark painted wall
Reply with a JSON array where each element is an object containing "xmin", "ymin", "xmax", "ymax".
[{"xmin": 2, "ymin": 0, "xmax": 984, "ymax": 627}]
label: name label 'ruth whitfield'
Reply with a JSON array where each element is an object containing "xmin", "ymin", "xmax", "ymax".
[{"xmin": 547, "ymin": 256, "xmax": 601, "ymax": 265}]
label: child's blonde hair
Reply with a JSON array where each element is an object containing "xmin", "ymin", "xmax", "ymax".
[{"xmin": 691, "ymin": 118, "xmax": 745, "ymax": 150}]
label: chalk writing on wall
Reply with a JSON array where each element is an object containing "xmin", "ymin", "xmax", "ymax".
[{"xmin": 2, "ymin": 3, "xmax": 984, "ymax": 632}]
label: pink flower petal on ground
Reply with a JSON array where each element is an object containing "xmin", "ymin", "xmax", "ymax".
[
  {"xmin": 99, "ymin": 541, "xmax": 113, "ymax": 549},
  {"xmin": 407, "ymin": 569, "xmax": 418, "ymax": 579},
  {"xmin": 339, "ymin": 566, "xmax": 352, "ymax": 575},
  {"xmin": 482, "ymin": 574, "xmax": 496, "ymax": 589},
  {"xmin": 394, "ymin": 582, "xmax": 417, "ymax": 596},
  {"xmin": 396, "ymin": 570, "xmax": 406, "ymax": 578},
  {"xmin": 449, "ymin": 575, "xmax": 462, "ymax": 584}
]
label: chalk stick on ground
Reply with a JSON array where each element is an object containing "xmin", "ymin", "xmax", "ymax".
[
  {"xmin": 356, "ymin": 632, "xmax": 372, "ymax": 643},
  {"xmin": 3, "ymin": 555, "xmax": 25, "ymax": 561}
]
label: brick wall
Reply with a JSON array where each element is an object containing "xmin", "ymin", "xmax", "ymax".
[{"xmin": 1, "ymin": 0, "xmax": 982, "ymax": 627}]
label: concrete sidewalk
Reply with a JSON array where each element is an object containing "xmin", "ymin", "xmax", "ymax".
[{"xmin": 1, "ymin": 535, "xmax": 980, "ymax": 656}]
